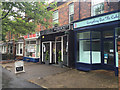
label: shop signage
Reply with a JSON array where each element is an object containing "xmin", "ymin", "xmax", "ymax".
[
  {"xmin": 24, "ymin": 32, "xmax": 40, "ymax": 39},
  {"xmin": 74, "ymin": 12, "xmax": 120, "ymax": 29},
  {"xmin": 15, "ymin": 61, "xmax": 25, "ymax": 74},
  {"xmin": 40, "ymin": 25, "xmax": 69, "ymax": 35}
]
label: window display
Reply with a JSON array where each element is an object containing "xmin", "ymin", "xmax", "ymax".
[{"xmin": 25, "ymin": 40, "xmax": 40, "ymax": 58}]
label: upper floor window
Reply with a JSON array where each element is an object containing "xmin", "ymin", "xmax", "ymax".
[
  {"xmin": 91, "ymin": 0, "xmax": 104, "ymax": 16},
  {"xmin": 69, "ymin": 3, "xmax": 74, "ymax": 23},
  {"xmin": 53, "ymin": 10, "xmax": 59, "ymax": 26}
]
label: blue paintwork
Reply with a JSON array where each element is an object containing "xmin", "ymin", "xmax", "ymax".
[
  {"xmin": 23, "ymin": 57, "xmax": 39, "ymax": 63},
  {"xmin": 74, "ymin": 11, "xmax": 120, "ymax": 76}
]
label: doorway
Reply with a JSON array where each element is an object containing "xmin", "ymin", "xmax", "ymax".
[
  {"xmin": 42, "ymin": 41, "xmax": 55, "ymax": 64},
  {"xmin": 103, "ymin": 39, "xmax": 115, "ymax": 67}
]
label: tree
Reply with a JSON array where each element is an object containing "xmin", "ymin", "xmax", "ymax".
[{"xmin": 1, "ymin": 2, "xmax": 57, "ymax": 41}]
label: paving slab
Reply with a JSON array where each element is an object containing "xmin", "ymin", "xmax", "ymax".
[{"xmin": 1, "ymin": 61, "xmax": 119, "ymax": 88}]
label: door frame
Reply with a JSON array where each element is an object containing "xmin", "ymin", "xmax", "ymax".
[
  {"xmin": 42, "ymin": 41, "xmax": 54, "ymax": 63},
  {"xmin": 55, "ymin": 36, "xmax": 63, "ymax": 64}
]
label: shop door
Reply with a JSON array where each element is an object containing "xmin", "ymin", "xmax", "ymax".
[
  {"xmin": 42, "ymin": 42, "xmax": 50, "ymax": 63},
  {"xmin": 56, "ymin": 42, "xmax": 61, "ymax": 64},
  {"xmin": 103, "ymin": 39, "xmax": 115, "ymax": 66},
  {"xmin": 63, "ymin": 36, "xmax": 68, "ymax": 66}
]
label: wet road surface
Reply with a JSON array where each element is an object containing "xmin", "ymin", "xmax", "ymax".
[{"xmin": 2, "ymin": 67, "xmax": 46, "ymax": 89}]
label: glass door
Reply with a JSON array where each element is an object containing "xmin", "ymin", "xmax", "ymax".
[{"xmin": 103, "ymin": 39, "xmax": 114, "ymax": 65}]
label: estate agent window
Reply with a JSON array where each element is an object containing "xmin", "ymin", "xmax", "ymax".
[
  {"xmin": 16, "ymin": 43, "xmax": 23, "ymax": 56},
  {"xmin": 25, "ymin": 40, "xmax": 40, "ymax": 58},
  {"xmin": 91, "ymin": 0, "xmax": 104, "ymax": 16},
  {"xmin": 53, "ymin": 10, "xmax": 59, "ymax": 26},
  {"xmin": 69, "ymin": 3, "xmax": 74, "ymax": 23}
]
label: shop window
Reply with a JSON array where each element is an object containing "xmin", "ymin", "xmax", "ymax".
[
  {"xmin": 69, "ymin": 3, "xmax": 74, "ymax": 23},
  {"xmin": 91, "ymin": 0, "xmax": 104, "ymax": 16},
  {"xmin": 92, "ymin": 39, "xmax": 101, "ymax": 63},
  {"xmin": 56, "ymin": 37, "xmax": 61, "ymax": 41},
  {"xmin": 103, "ymin": 30, "xmax": 114, "ymax": 38},
  {"xmin": 25, "ymin": 40, "xmax": 38, "ymax": 58},
  {"xmin": 78, "ymin": 40, "xmax": 90, "ymax": 63},
  {"xmin": 77, "ymin": 32, "xmax": 90, "ymax": 39},
  {"xmin": 53, "ymin": 10, "xmax": 59, "ymax": 27},
  {"xmin": 16, "ymin": 43, "xmax": 23, "ymax": 56},
  {"xmin": 91, "ymin": 31, "xmax": 101, "ymax": 39},
  {"xmin": 115, "ymin": 27, "xmax": 120, "ymax": 38},
  {"xmin": 30, "ymin": 41, "xmax": 36, "ymax": 44}
]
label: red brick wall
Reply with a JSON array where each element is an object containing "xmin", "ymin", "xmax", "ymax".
[{"xmin": 36, "ymin": 1, "xmax": 80, "ymax": 31}]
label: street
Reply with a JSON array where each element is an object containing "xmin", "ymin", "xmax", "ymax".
[{"xmin": 2, "ymin": 66, "xmax": 45, "ymax": 89}]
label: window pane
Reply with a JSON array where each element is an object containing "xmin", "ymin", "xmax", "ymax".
[
  {"xmin": 69, "ymin": 3, "xmax": 74, "ymax": 15},
  {"xmin": 77, "ymin": 32, "xmax": 90, "ymax": 39},
  {"xmin": 10, "ymin": 46, "xmax": 12, "ymax": 53},
  {"xmin": 70, "ymin": 14, "xmax": 74, "ymax": 22},
  {"xmin": 78, "ymin": 40, "xmax": 90, "ymax": 64},
  {"xmin": 92, "ymin": 39, "xmax": 101, "ymax": 63},
  {"xmin": 115, "ymin": 27, "xmax": 120, "ymax": 38},
  {"xmin": 16, "ymin": 44, "xmax": 19, "ymax": 54},
  {"xmin": 30, "ymin": 41, "xmax": 36, "ymax": 44},
  {"xmin": 103, "ymin": 30, "xmax": 114, "ymax": 38},
  {"xmin": 53, "ymin": 10, "xmax": 58, "ymax": 20},
  {"xmin": 92, "ymin": 31, "xmax": 101, "ymax": 39},
  {"xmin": 20, "ymin": 43, "xmax": 23, "ymax": 54}
]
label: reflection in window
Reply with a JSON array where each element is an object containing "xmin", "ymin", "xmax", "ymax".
[
  {"xmin": 77, "ymin": 32, "xmax": 90, "ymax": 39},
  {"xmin": 92, "ymin": 31, "xmax": 101, "ymax": 39},
  {"xmin": 103, "ymin": 30, "xmax": 114, "ymax": 38}
]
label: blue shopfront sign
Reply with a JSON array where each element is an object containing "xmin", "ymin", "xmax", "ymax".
[{"xmin": 74, "ymin": 12, "xmax": 120, "ymax": 29}]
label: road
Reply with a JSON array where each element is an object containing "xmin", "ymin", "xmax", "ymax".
[{"xmin": 1, "ymin": 66, "xmax": 46, "ymax": 89}]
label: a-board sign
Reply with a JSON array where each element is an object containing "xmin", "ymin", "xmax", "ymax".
[{"xmin": 15, "ymin": 61, "xmax": 25, "ymax": 74}]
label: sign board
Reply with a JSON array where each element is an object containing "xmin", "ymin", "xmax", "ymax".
[
  {"xmin": 74, "ymin": 12, "xmax": 120, "ymax": 29},
  {"xmin": 15, "ymin": 61, "xmax": 25, "ymax": 74},
  {"xmin": 104, "ymin": 59, "xmax": 107, "ymax": 64},
  {"xmin": 40, "ymin": 24, "xmax": 69, "ymax": 36},
  {"xmin": 104, "ymin": 54, "xmax": 108, "ymax": 59},
  {"xmin": 24, "ymin": 32, "xmax": 40, "ymax": 39}
]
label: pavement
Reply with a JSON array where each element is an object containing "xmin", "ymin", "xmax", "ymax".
[{"xmin": 1, "ymin": 61, "xmax": 119, "ymax": 89}]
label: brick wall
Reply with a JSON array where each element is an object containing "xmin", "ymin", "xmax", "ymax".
[{"xmin": 36, "ymin": 1, "xmax": 80, "ymax": 31}]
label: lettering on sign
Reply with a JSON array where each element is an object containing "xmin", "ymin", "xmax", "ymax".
[{"xmin": 74, "ymin": 12, "xmax": 120, "ymax": 29}]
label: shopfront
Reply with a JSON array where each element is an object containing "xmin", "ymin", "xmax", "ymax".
[
  {"xmin": 39, "ymin": 25, "xmax": 75, "ymax": 68},
  {"xmin": 73, "ymin": 10, "xmax": 120, "ymax": 75},
  {"xmin": 23, "ymin": 32, "xmax": 40, "ymax": 62}
]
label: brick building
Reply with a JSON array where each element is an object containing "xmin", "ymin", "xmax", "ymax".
[{"xmin": 1, "ymin": 1, "xmax": 120, "ymax": 70}]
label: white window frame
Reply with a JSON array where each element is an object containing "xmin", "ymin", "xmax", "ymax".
[
  {"xmin": 53, "ymin": 10, "xmax": 59, "ymax": 26},
  {"xmin": 2, "ymin": 45, "xmax": 7, "ymax": 54},
  {"xmin": 8, "ymin": 45, "xmax": 13, "ymax": 54},
  {"xmin": 91, "ymin": 0, "xmax": 104, "ymax": 16},
  {"xmin": 16, "ymin": 42, "xmax": 23, "ymax": 56},
  {"xmin": 25, "ymin": 39, "xmax": 37, "ymax": 58},
  {"xmin": 69, "ymin": 3, "xmax": 74, "ymax": 23}
]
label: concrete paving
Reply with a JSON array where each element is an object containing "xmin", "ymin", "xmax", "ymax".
[{"xmin": 1, "ymin": 61, "xmax": 119, "ymax": 88}]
